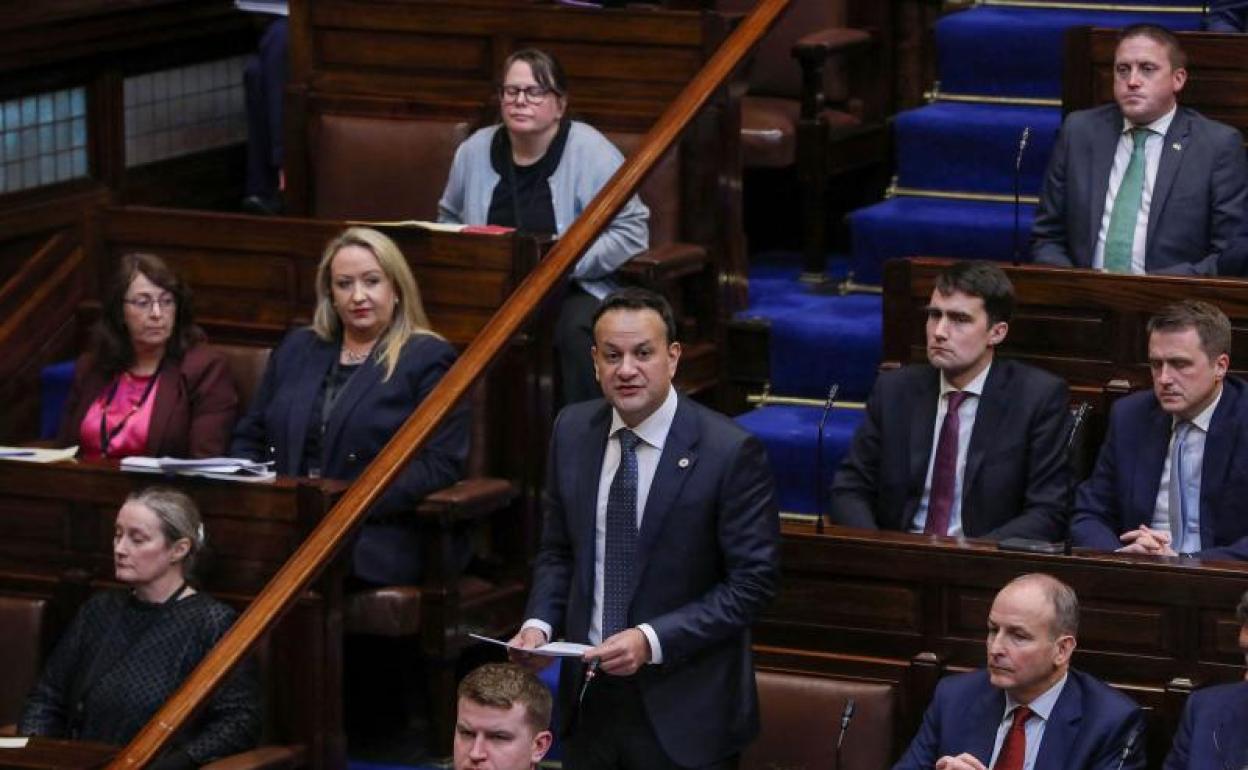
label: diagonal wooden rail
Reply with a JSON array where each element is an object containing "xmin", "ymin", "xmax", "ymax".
[{"xmin": 109, "ymin": 0, "xmax": 790, "ymax": 765}]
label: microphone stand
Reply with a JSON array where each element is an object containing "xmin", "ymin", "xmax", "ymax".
[
  {"xmin": 815, "ymin": 383, "xmax": 840, "ymax": 535},
  {"xmin": 834, "ymin": 697, "xmax": 856, "ymax": 770},
  {"xmin": 1113, "ymin": 724, "xmax": 1141, "ymax": 770},
  {"xmin": 1012, "ymin": 125, "xmax": 1031, "ymax": 265}
]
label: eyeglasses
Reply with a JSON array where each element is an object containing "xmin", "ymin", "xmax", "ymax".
[
  {"xmin": 499, "ymin": 85, "xmax": 557, "ymax": 105},
  {"xmin": 124, "ymin": 295, "xmax": 177, "ymax": 312}
]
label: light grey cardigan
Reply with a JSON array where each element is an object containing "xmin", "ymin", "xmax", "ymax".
[{"xmin": 437, "ymin": 121, "xmax": 650, "ymax": 299}]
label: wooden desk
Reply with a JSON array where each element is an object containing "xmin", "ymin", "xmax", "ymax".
[
  {"xmin": 755, "ymin": 524, "xmax": 1248, "ymax": 766},
  {"xmin": 0, "ymin": 458, "xmax": 347, "ymax": 770},
  {"xmin": 0, "ymin": 738, "xmax": 114, "ymax": 770}
]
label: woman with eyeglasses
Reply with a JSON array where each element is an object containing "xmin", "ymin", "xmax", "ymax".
[
  {"xmin": 438, "ymin": 47, "xmax": 649, "ymax": 406},
  {"xmin": 57, "ymin": 252, "xmax": 239, "ymax": 459}
]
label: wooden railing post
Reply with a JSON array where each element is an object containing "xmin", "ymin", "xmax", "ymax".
[{"xmin": 108, "ymin": 1, "xmax": 791, "ymax": 765}]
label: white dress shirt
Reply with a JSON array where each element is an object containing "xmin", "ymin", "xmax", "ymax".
[
  {"xmin": 523, "ymin": 385, "xmax": 678, "ymax": 664},
  {"xmin": 910, "ymin": 363, "xmax": 992, "ymax": 536},
  {"xmin": 1092, "ymin": 106, "xmax": 1176, "ymax": 274},
  {"xmin": 988, "ymin": 673, "xmax": 1069, "ymax": 770},
  {"xmin": 1151, "ymin": 386, "xmax": 1221, "ymax": 554}
]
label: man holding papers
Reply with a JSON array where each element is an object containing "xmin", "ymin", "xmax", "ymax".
[{"xmin": 509, "ymin": 288, "xmax": 780, "ymax": 769}]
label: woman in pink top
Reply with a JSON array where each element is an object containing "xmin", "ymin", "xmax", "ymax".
[{"xmin": 58, "ymin": 253, "xmax": 238, "ymax": 459}]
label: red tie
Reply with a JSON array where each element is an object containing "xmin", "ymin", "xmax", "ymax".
[
  {"xmin": 993, "ymin": 705, "xmax": 1033, "ymax": 770},
  {"xmin": 925, "ymin": 391, "xmax": 970, "ymax": 535}
]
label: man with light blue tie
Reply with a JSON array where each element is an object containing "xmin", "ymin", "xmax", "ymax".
[
  {"xmin": 1031, "ymin": 24, "xmax": 1247, "ymax": 276},
  {"xmin": 1072, "ymin": 300, "xmax": 1248, "ymax": 561}
]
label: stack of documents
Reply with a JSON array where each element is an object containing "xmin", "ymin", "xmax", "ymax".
[
  {"xmin": 0, "ymin": 446, "xmax": 78, "ymax": 463},
  {"xmin": 121, "ymin": 457, "xmax": 276, "ymax": 482}
]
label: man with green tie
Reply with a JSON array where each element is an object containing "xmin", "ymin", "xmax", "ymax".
[{"xmin": 1031, "ymin": 24, "xmax": 1247, "ymax": 276}]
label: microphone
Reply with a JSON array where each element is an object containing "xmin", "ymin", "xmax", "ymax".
[
  {"xmin": 815, "ymin": 383, "xmax": 840, "ymax": 535},
  {"xmin": 577, "ymin": 657, "xmax": 601, "ymax": 710},
  {"xmin": 835, "ymin": 697, "xmax": 856, "ymax": 770},
  {"xmin": 1013, "ymin": 125, "xmax": 1032, "ymax": 265},
  {"xmin": 1113, "ymin": 723, "xmax": 1141, "ymax": 770},
  {"xmin": 1064, "ymin": 402, "xmax": 1090, "ymax": 555}
]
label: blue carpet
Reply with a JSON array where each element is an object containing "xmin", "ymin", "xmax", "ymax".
[
  {"xmin": 40, "ymin": 360, "xmax": 74, "ymax": 439},
  {"xmin": 936, "ymin": 6, "xmax": 1203, "ymax": 100},
  {"xmin": 849, "ymin": 197, "xmax": 1036, "ymax": 285},
  {"xmin": 894, "ymin": 103, "xmax": 1061, "ymax": 196},
  {"xmin": 736, "ymin": 405, "xmax": 866, "ymax": 515}
]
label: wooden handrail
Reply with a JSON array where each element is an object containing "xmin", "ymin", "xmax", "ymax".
[{"xmin": 110, "ymin": 0, "xmax": 790, "ymax": 765}]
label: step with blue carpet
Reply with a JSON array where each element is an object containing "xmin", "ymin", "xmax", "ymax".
[
  {"xmin": 849, "ymin": 197, "xmax": 1036, "ymax": 284},
  {"xmin": 936, "ymin": 6, "xmax": 1203, "ymax": 100},
  {"xmin": 893, "ymin": 103, "xmax": 1061, "ymax": 196},
  {"xmin": 736, "ymin": 405, "xmax": 866, "ymax": 515}
]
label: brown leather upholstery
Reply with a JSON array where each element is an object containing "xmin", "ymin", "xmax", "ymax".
[
  {"xmin": 311, "ymin": 115, "xmax": 470, "ymax": 221},
  {"xmin": 740, "ymin": 97, "xmax": 861, "ymax": 169},
  {"xmin": 0, "ymin": 594, "xmax": 48, "ymax": 726},
  {"xmin": 213, "ymin": 344, "xmax": 272, "ymax": 414},
  {"xmin": 344, "ymin": 575, "xmax": 495, "ymax": 637},
  {"xmin": 742, "ymin": 671, "xmax": 896, "ymax": 770},
  {"xmin": 602, "ymin": 132, "xmax": 681, "ymax": 247}
]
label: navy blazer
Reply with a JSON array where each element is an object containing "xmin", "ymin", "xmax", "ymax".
[
  {"xmin": 830, "ymin": 359, "xmax": 1071, "ymax": 541},
  {"xmin": 1071, "ymin": 376, "xmax": 1248, "ymax": 562},
  {"xmin": 229, "ymin": 328, "xmax": 470, "ymax": 584},
  {"xmin": 1031, "ymin": 104, "xmax": 1248, "ymax": 276},
  {"xmin": 524, "ymin": 395, "xmax": 780, "ymax": 767},
  {"xmin": 894, "ymin": 669, "xmax": 1145, "ymax": 770},
  {"xmin": 1164, "ymin": 681, "xmax": 1248, "ymax": 770}
]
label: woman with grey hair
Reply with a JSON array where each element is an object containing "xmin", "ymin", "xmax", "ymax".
[{"xmin": 18, "ymin": 487, "xmax": 259, "ymax": 769}]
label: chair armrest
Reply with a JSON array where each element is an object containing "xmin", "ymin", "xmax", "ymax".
[
  {"xmin": 414, "ymin": 478, "xmax": 517, "ymax": 526},
  {"xmin": 0, "ymin": 724, "xmax": 15, "ymax": 736},
  {"xmin": 792, "ymin": 27, "xmax": 873, "ymax": 120},
  {"xmin": 201, "ymin": 745, "xmax": 307, "ymax": 770},
  {"xmin": 617, "ymin": 242, "xmax": 708, "ymax": 285}
]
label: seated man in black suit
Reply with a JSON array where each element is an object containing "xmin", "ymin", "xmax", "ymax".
[
  {"xmin": 831, "ymin": 261, "xmax": 1071, "ymax": 541},
  {"xmin": 1071, "ymin": 300, "xmax": 1248, "ymax": 561},
  {"xmin": 894, "ymin": 574, "xmax": 1145, "ymax": 770},
  {"xmin": 1031, "ymin": 24, "xmax": 1247, "ymax": 276},
  {"xmin": 1163, "ymin": 589, "xmax": 1248, "ymax": 769}
]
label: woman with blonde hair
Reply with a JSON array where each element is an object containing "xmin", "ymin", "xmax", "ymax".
[{"xmin": 230, "ymin": 226, "xmax": 470, "ymax": 584}]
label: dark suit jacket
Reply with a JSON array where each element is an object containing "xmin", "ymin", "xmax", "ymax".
[
  {"xmin": 58, "ymin": 344, "xmax": 238, "ymax": 459},
  {"xmin": 894, "ymin": 669, "xmax": 1145, "ymax": 770},
  {"xmin": 829, "ymin": 359, "xmax": 1071, "ymax": 541},
  {"xmin": 1164, "ymin": 681, "xmax": 1248, "ymax": 770},
  {"xmin": 229, "ymin": 328, "xmax": 469, "ymax": 584},
  {"xmin": 1071, "ymin": 376, "xmax": 1248, "ymax": 562},
  {"xmin": 1031, "ymin": 104, "xmax": 1247, "ymax": 276},
  {"xmin": 525, "ymin": 395, "xmax": 780, "ymax": 767},
  {"xmin": 1205, "ymin": 0, "xmax": 1248, "ymax": 32}
]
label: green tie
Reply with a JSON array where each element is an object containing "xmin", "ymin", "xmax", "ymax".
[{"xmin": 1103, "ymin": 128, "xmax": 1151, "ymax": 274}]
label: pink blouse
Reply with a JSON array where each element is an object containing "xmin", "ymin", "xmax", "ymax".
[{"xmin": 78, "ymin": 372, "xmax": 161, "ymax": 460}]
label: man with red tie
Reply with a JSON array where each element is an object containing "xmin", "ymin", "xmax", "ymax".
[
  {"xmin": 830, "ymin": 261, "xmax": 1071, "ymax": 541},
  {"xmin": 894, "ymin": 574, "xmax": 1145, "ymax": 770}
]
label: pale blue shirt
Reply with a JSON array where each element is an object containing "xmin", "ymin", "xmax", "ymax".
[
  {"xmin": 910, "ymin": 363, "xmax": 992, "ymax": 536},
  {"xmin": 1151, "ymin": 386, "xmax": 1221, "ymax": 554},
  {"xmin": 1093, "ymin": 106, "xmax": 1176, "ymax": 274},
  {"xmin": 988, "ymin": 673, "xmax": 1069, "ymax": 770},
  {"xmin": 522, "ymin": 385, "xmax": 677, "ymax": 664}
]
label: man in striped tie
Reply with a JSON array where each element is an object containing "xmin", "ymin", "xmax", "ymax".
[
  {"xmin": 1031, "ymin": 24, "xmax": 1247, "ymax": 276},
  {"xmin": 893, "ymin": 574, "xmax": 1145, "ymax": 770}
]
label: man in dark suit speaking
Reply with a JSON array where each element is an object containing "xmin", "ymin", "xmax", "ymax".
[
  {"xmin": 510, "ymin": 287, "xmax": 780, "ymax": 769},
  {"xmin": 1030, "ymin": 24, "xmax": 1247, "ymax": 276},
  {"xmin": 1071, "ymin": 300, "xmax": 1248, "ymax": 561},
  {"xmin": 830, "ymin": 261, "xmax": 1071, "ymax": 541},
  {"xmin": 894, "ymin": 574, "xmax": 1145, "ymax": 770}
]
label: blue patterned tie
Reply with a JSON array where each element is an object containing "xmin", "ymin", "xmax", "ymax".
[{"xmin": 603, "ymin": 429, "xmax": 640, "ymax": 639}]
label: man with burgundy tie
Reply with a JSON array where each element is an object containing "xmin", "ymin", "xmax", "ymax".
[
  {"xmin": 894, "ymin": 574, "xmax": 1146, "ymax": 770},
  {"xmin": 1030, "ymin": 24, "xmax": 1247, "ymax": 276},
  {"xmin": 1071, "ymin": 300, "xmax": 1248, "ymax": 560},
  {"xmin": 510, "ymin": 287, "xmax": 780, "ymax": 769},
  {"xmin": 830, "ymin": 261, "xmax": 1071, "ymax": 541}
]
